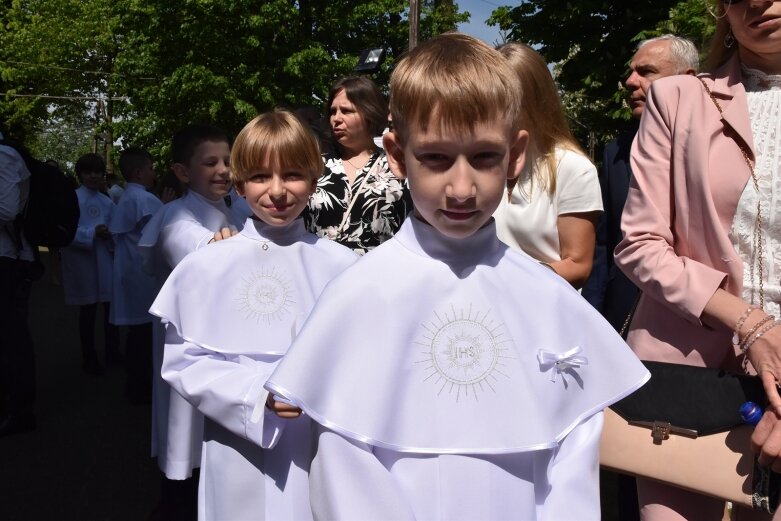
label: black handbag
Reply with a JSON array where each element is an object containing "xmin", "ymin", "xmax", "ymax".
[{"xmin": 602, "ymin": 361, "xmax": 781, "ymax": 513}]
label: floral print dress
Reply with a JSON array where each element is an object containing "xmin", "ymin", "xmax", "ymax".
[{"xmin": 304, "ymin": 150, "xmax": 412, "ymax": 254}]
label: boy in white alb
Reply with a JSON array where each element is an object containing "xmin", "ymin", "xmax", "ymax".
[
  {"xmin": 266, "ymin": 34, "xmax": 650, "ymax": 520},
  {"xmin": 151, "ymin": 110, "xmax": 357, "ymax": 520},
  {"xmin": 138, "ymin": 124, "xmax": 250, "ymax": 506},
  {"xmin": 108, "ymin": 148, "xmax": 162, "ymax": 402},
  {"xmin": 61, "ymin": 153, "xmax": 119, "ymax": 375}
]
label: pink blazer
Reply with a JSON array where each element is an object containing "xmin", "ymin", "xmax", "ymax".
[{"xmin": 615, "ymin": 56, "xmax": 753, "ymax": 370}]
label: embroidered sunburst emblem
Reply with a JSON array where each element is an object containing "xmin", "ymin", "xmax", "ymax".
[
  {"xmin": 236, "ymin": 266, "xmax": 295, "ymax": 324},
  {"xmin": 87, "ymin": 204, "xmax": 101, "ymax": 218},
  {"xmin": 415, "ymin": 304, "xmax": 514, "ymax": 402}
]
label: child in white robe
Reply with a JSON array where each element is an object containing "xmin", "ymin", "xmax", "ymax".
[
  {"xmin": 61, "ymin": 153, "xmax": 119, "ymax": 375},
  {"xmin": 138, "ymin": 124, "xmax": 250, "ymax": 511},
  {"xmin": 152, "ymin": 110, "xmax": 357, "ymax": 520},
  {"xmin": 108, "ymin": 148, "xmax": 162, "ymax": 402},
  {"xmin": 266, "ymin": 34, "xmax": 650, "ymax": 521}
]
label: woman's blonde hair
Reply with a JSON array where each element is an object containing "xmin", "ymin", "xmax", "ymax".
[
  {"xmin": 389, "ymin": 32, "xmax": 523, "ymax": 144},
  {"xmin": 231, "ymin": 109, "xmax": 322, "ymax": 184},
  {"xmin": 705, "ymin": 1, "xmax": 738, "ymax": 71},
  {"xmin": 498, "ymin": 42, "xmax": 584, "ymax": 197}
]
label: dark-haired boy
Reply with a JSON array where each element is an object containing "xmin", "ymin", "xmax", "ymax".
[
  {"xmin": 61, "ymin": 153, "xmax": 118, "ymax": 375},
  {"xmin": 109, "ymin": 148, "xmax": 161, "ymax": 401},
  {"xmin": 139, "ymin": 124, "xmax": 249, "ymax": 502}
]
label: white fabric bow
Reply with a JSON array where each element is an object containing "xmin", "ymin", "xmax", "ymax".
[{"xmin": 537, "ymin": 346, "xmax": 589, "ymax": 383}]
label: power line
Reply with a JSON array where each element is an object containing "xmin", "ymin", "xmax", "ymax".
[
  {"xmin": 0, "ymin": 60, "xmax": 157, "ymax": 81},
  {"xmin": 0, "ymin": 92, "xmax": 129, "ymax": 101}
]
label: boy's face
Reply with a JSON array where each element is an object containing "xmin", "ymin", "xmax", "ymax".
[
  {"xmin": 384, "ymin": 118, "xmax": 527, "ymax": 239},
  {"xmin": 173, "ymin": 140, "xmax": 231, "ymax": 201},
  {"xmin": 78, "ymin": 170, "xmax": 105, "ymax": 191},
  {"xmin": 236, "ymin": 161, "xmax": 316, "ymax": 227},
  {"xmin": 136, "ymin": 160, "xmax": 156, "ymax": 189}
]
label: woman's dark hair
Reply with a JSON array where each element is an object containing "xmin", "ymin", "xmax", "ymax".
[{"xmin": 326, "ymin": 76, "xmax": 388, "ymax": 138}]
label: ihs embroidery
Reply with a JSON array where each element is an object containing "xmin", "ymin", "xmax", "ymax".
[
  {"xmin": 415, "ymin": 304, "xmax": 514, "ymax": 402},
  {"xmin": 236, "ymin": 266, "xmax": 295, "ymax": 324}
]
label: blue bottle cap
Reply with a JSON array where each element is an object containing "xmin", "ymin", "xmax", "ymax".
[{"xmin": 740, "ymin": 401, "xmax": 763, "ymax": 427}]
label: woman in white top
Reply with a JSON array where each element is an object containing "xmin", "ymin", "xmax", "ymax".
[{"xmin": 494, "ymin": 43, "xmax": 602, "ymax": 289}]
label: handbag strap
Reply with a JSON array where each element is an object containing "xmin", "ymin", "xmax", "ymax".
[
  {"xmin": 698, "ymin": 77, "xmax": 765, "ymax": 311},
  {"xmin": 619, "ymin": 292, "xmax": 641, "ymax": 338}
]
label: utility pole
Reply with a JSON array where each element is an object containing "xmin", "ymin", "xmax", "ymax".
[{"xmin": 409, "ymin": 0, "xmax": 420, "ymax": 50}]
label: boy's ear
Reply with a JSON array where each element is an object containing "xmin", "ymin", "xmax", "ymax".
[
  {"xmin": 172, "ymin": 163, "xmax": 190, "ymax": 184},
  {"xmin": 309, "ymin": 176, "xmax": 318, "ymax": 195},
  {"xmin": 507, "ymin": 130, "xmax": 529, "ymax": 181},
  {"xmin": 383, "ymin": 131, "xmax": 407, "ymax": 180},
  {"xmin": 234, "ymin": 181, "xmax": 245, "ymax": 197}
]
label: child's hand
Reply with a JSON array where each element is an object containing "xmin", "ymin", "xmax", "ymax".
[
  {"xmin": 265, "ymin": 393, "xmax": 302, "ymax": 419},
  {"xmin": 95, "ymin": 224, "xmax": 112, "ymax": 240},
  {"xmin": 209, "ymin": 227, "xmax": 238, "ymax": 243}
]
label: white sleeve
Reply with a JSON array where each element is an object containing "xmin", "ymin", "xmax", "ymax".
[
  {"xmin": 537, "ymin": 412, "xmax": 603, "ymax": 520},
  {"xmin": 555, "ymin": 151, "xmax": 603, "ymax": 215},
  {"xmin": 309, "ymin": 425, "xmax": 416, "ymax": 521},
  {"xmin": 160, "ymin": 219, "xmax": 213, "ymax": 267},
  {"xmin": 160, "ymin": 324, "xmax": 287, "ymax": 449}
]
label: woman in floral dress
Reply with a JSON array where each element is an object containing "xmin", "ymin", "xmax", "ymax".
[{"xmin": 304, "ymin": 76, "xmax": 412, "ymax": 254}]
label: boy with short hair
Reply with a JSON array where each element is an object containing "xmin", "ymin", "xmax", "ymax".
[
  {"xmin": 152, "ymin": 109, "xmax": 357, "ymax": 521},
  {"xmin": 109, "ymin": 147, "xmax": 162, "ymax": 401},
  {"xmin": 62, "ymin": 153, "xmax": 119, "ymax": 376},
  {"xmin": 139, "ymin": 124, "xmax": 250, "ymax": 497},
  {"xmin": 266, "ymin": 33, "xmax": 649, "ymax": 520}
]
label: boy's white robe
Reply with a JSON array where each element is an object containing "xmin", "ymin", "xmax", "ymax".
[
  {"xmin": 61, "ymin": 186, "xmax": 115, "ymax": 306},
  {"xmin": 139, "ymin": 190, "xmax": 249, "ymax": 479},
  {"xmin": 108, "ymin": 183, "xmax": 162, "ymax": 325},
  {"xmin": 152, "ymin": 218, "xmax": 357, "ymax": 520},
  {"xmin": 267, "ymin": 216, "xmax": 650, "ymax": 520}
]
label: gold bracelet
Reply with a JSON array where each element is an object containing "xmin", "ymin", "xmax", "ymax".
[
  {"xmin": 733, "ymin": 305, "xmax": 760, "ymax": 348},
  {"xmin": 740, "ymin": 315, "xmax": 775, "ymax": 352},
  {"xmin": 743, "ymin": 320, "xmax": 781, "ymax": 356}
]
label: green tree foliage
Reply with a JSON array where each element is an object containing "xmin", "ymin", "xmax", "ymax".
[
  {"xmin": 489, "ymin": 0, "xmax": 715, "ymax": 147},
  {"xmin": 1, "ymin": 0, "xmax": 466, "ymax": 168}
]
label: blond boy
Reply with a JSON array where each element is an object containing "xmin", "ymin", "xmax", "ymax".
[
  {"xmin": 151, "ymin": 110, "xmax": 356, "ymax": 521},
  {"xmin": 266, "ymin": 33, "xmax": 648, "ymax": 520}
]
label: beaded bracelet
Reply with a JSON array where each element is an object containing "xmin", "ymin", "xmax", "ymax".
[
  {"xmin": 742, "ymin": 319, "xmax": 781, "ymax": 356},
  {"xmin": 733, "ymin": 305, "xmax": 760, "ymax": 348},
  {"xmin": 740, "ymin": 315, "xmax": 775, "ymax": 352}
]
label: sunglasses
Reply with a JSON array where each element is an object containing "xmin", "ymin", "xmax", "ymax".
[{"xmin": 723, "ymin": 0, "xmax": 744, "ymax": 4}]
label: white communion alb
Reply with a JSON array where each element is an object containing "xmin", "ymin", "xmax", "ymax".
[
  {"xmin": 61, "ymin": 186, "xmax": 115, "ymax": 306},
  {"xmin": 152, "ymin": 217, "xmax": 357, "ymax": 520},
  {"xmin": 139, "ymin": 190, "xmax": 250, "ymax": 479},
  {"xmin": 267, "ymin": 216, "xmax": 649, "ymax": 520},
  {"xmin": 108, "ymin": 183, "xmax": 162, "ymax": 325}
]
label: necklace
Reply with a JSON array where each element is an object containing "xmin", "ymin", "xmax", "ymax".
[{"xmin": 342, "ymin": 149, "xmax": 374, "ymax": 172}]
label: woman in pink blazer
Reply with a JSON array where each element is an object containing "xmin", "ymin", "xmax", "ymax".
[{"xmin": 615, "ymin": 1, "xmax": 781, "ymax": 519}]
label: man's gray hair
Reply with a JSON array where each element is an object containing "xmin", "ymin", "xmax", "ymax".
[{"xmin": 638, "ymin": 34, "xmax": 699, "ymax": 73}]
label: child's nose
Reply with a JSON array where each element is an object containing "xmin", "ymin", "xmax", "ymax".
[
  {"xmin": 445, "ymin": 167, "xmax": 477, "ymax": 202},
  {"xmin": 269, "ymin": 178, "xmax": 286, "ymax": 197}
]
